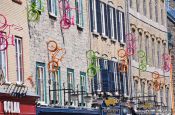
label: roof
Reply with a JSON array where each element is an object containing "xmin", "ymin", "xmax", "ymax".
[{"xmin": 167, "ymin": 7, "xmax": 175, "ymax": 23}]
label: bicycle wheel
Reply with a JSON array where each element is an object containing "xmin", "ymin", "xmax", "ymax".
[
  {"xmin": 0, "ymin": 14, "xmax": 7, "ymax": 30},
  {"xmin": 152, "ymin": 71, "xmax": 160, "ymax": 79},
  {"xmin": 87, "ymin": 66, "xmax": 97, "ymax": 77},
  {"xmin": 139, "ymin": 64, "xmax": 147, "ymax": 71},
  {"xmin": 86, "ymin": 50, "xmax": 95, "ymax": 59},
  {"xmin": 137, "ymin": 50, "xmax": 145, "ymax": 58},
  {"xmin": 0, "ymin": 36, "xmax": 8, "ymax": 51},
  {"xmin": 47, "ymin": 40, "xmax": 58, "ymax": 52},
  {"xmin": 118, "ymin": 49, "xmax": 126, "ymax": 58},
  {"xmin": 48, "ymin": 60, "xmax": 59, "ymax": 72},
  {"xmin": 28, "ymin": 9, "xmax": 40, "ymax": 21},
  {"xmin": 60, "ymin": 18, "xmax": 71, "ymax": 29}
]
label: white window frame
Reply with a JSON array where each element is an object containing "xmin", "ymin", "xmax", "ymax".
[
  {"xmin": 37, "ymin": 66, "xmax": 46, "ymax": 102},
  {"xmin": 100, "ymin": 3, "xmax": 105, "ymax": 36},
  {"xmin": 143, "ymin": 0, "xmax": 147, "ymax": 16},
  {"xmin": 92, "ymin": 0, "xmax": 97, "ymax": 32},
  {"xmin": 76, "ymin": 0, "xmax": 83, "ymax": 27},
  {"xmin": 119, "ymin": 11, "xmax": 124, "ymax": 43},
  {"xmin": 155, "ymin": 0, "xmax": 158, "ymax": 22},
  {"xmin": 0, "ymin": 45, "xmax": 7, "ymax": 82},
  {"xmin": 141, "ymin": 82, "xmax": 145, "ymax": 100},
  {"xmin": 113, "ymin": 62, "xmax": 118, "ymax": 94},
  {"xmin": 15, "ymin": 37, "xmax": 23, "ymax": 83},
  {"xmin": 161, "ymin": 9, "xmax": 164, "ymax": 25},
  {"xmin": 149, "ymin": 0, "xmax": 152, "ymax": 19},
  {"xmin": 134, "ymin": 80, "xmax": 138, "ymax": 97},
  {"xmin": 110, "ymin": 7, "xmax": 114, "ymax": 39},
  {"xmin": 96, "ymin": 58, "xmax": 101, "ymax": 91},
  {"xmin": 145, "ymin": 37, "xmax": 149, "ymax": 64},
  {"xmin": 49, "ymin": 0, "xmax": 57, "ymax": 16}
]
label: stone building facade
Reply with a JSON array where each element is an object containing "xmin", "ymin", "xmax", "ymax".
[
  {"xmin": 28, "ymin": 0, "xmax": 90, "ymax": 107},
  {"xmin": 129, "ymin": 0, "xmax": 171, "ymax": 113}
]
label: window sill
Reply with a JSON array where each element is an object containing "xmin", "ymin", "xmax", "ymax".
[
  {"xmin": 12, "ymin": 0, "xmax": 22, "ymax": 5},
  {"xmin": 77, "ymin": 24, "xmax": 84, "ymax": 31},
  {"xmin": 92, "ymin": 31, "xmax": 99, "ymax": 37},
  {"xmin": 111, "ymin": 39, "xmax": 117, "ymax": 43},
  {"xmin": 3, "ymin": 81, "xmax": 11, "ymax": 85},
  {"xmin": 49, "ymin": 12, "xmax": 57, "ymax": 19},
  {"xmin": 101, "ymin": 34, "xmax": 108, "ymax": 40},
  {"xmin": 38, "ymin": 101, "xmax": 48, "ymax": 106},
  {"xmin": 16, "ymin": 81, "xmax": 24, "ymax": 85}
]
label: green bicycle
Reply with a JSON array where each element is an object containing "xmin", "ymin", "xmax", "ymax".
[{"xmin": 28, "ymin": 0, "xmax": 44, "ymax": 21}]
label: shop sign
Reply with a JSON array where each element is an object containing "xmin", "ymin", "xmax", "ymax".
[
  {"xmin": 3, "ymin": 101, "xmax": 20, "ymax": 113},
  {"xmin": 104, "ymin": 98, "xmax": 119, "ymax": 107},
  {"xmin": 102, "ymin": 106, "xmax": 120, "ymax": 115}
]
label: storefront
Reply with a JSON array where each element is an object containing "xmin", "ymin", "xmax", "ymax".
[
  {"xmin": 0, "ymin": 83, "xmax": 38, "ymax": 115},
  {"xmin": 0, "ymin": 93, "xmax": 38, "ymax": 115},
  {"xmin": 37, "ymin": 106, "xmax": 100, "ymax": 115}
]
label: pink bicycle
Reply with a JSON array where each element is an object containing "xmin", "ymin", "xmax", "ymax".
[
  {"xmin": 58, "ymin": 0, "xmax": 78, "ymax": 29},
  {"xmin": 0, "ymin": 14, "xmax": 23, "ymax": 39},
  {"xmin": 0, "ymin": 14, "xmax": 21, "ymax": 51}
]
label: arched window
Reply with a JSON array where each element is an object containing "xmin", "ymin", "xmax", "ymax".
[
  {"xmin": 130, "ymin": 0, "xmax": 132, "ymax": 8},
  {"xmin": 149, "ymin": 0, "xmax": 152, "ymax": 19},
  {"xmin": 141, "ymin": 82, "xmax": 145, "ymax": 100},
  {"xmin": 134, "ymin": 80, "xmax": 138, "ymax": 97},
  {"xmin": 161, "ymin": 9, "xmax": 164, "ymax": 25},
  {"xmin": 148, "ymin": 84, "xmax": 152, "ymax": 100},
  {"xmin": 166, "ymin": 88, "xmax": 169, "ymax": 108},
  {"xmin": 136, "ymin": 0, "xmax": 140, "ymax": 12},
  {"xmin": 160, "ymin": 87, "xmax": 164, "ymax": 104},
  {"xmin": 143, "ymin": 0, "xmax": 147, "ymax": 16},
  {"xmin": 155, "ymin": 0, "xmax": 158, "ymax": 22}
]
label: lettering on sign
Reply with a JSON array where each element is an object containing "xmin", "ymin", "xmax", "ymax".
[
  {"xmin": 105, "ymin": 98, "xmax": 119, "ymax": 106},
  {"xmin": 3, "ymin": 101, "xmax": 20, "ymax": 113}
]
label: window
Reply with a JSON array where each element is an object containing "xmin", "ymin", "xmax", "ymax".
[
  {"xmin": 123, "ymin": 73, "xmax": 128, "ymax": 96},
  {"xmin": 36, "ymin": 62, "xmax": 46, "ymax": 102},
  {"xmin": 161, "ymin": 9, "xmax": 164, "ymax": 25},
  {"xmin": 134, "ymin": 80, "xmax": 138, "ymax": 97},
  {"xmin": 35, "ymin": 0, "xmax": 42, "ymax": 10},
  {"xmin": 119, "ymin": 11, "xmax": 124, "ymax": 42},
  {"xmin": 143, "ymin": 0, "xmax": 147, "ymax": 16},
  {"xmin": 152, "ymin": 39, "xmax": 155, "ymax": 66},
  {"xmin": 48, "ymin": 0, "xmax": 57, "ymax": 16},
  {"xmin": 149, "ymin": 0, "xmax": 152, "ymax": 19},
  {"xmin": 139, "ymin": 33, "xmax": 142, "ymax": 50},
  {"xmin": 96, "ymin": 58, "xmax": 101, "ymax": 91},
  {"xmin": 136, "ymin": 0, "xmax": 140, "ymax": 12},
  {"xmin": 50, "ymin": 68, "xmax": 61, "ymax": 105},
  {"xmin": 76, "ymin": 0, "xmax": 84, "ymax": 28},
  {"xmin": 155, "ymin": 0, "xmax": 158, "ymax": 22},
  {"xmin": 130, "ymin": 0, "xmax": 132, "ymax": 8},
  {"xmin": 148, "ymin": 84, "xmax": 152, "ymax": 100},
  {"xmin": 100, "ymin": 3, "xmax": 105, "ymax": 36},
  {"xmin": 110, "ymin": 7, "xmax": 115, "ymax": 39},
  {"xmin": 166, "ymin": 88, "xmax": 169, "ymax": 108},
  {"xmin": 160, "ymin": 88, "xmax": 163, "ymax": 104},
  {"xmin": 141, "ymin": 82, "xmax": 145, "ymax": 100},
  {"xmin": 15, "ymin": 37, "xmax": 23, "ymax": 83},
  {"xmin": 114, "ymin": 62, "xmax": 118, "ymax": 93},
  {"xmin": 157, "ymin": 42, "xmax": 160, "ymax": 67},
  {"xmin": 67, "ymin": 68, "xmax": 74, "ymax": 105},
  {"xmin": 91, "ymin": 0, "xmax": 97, "ymax": 32},
  {"xmin": 80, "ymin": 72, "xmax": 86, "ymax": 106},
  {"xmin": 145, "ymin": 37, "xmax": 149, "ymax": 64},
  {"xmin": 0, "ymin": 34, "xmax": 7, "ymax": 82}
]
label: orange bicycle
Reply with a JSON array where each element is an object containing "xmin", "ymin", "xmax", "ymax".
[{"xmin": 47, "ymin": 40, "xmax": 66, "ymax": 72}]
